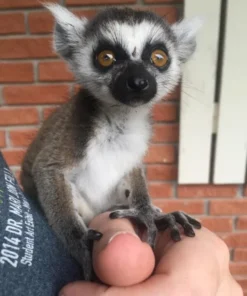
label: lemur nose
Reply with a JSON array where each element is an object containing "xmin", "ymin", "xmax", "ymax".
[{"xmin": 127, "ymin": 77, "xmax": 149, "ymax": 91}]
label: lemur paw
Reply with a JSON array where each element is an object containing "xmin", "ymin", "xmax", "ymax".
[
  {"xmin": 81, "ymin": 247, "xmax": 93, "ymax": 281},
  {"xmin": 109, "ymin": 208, "xmax": 201, "ymax": 248},
  {"xmin": 109, "ymin": 208, "xmax": 158, "ymax": 248},
  {"xmin": 77, "ymin": 229, "xmax": 102, "ymax": 281},
  {"xmin": 155, "ymin": 211, "xmax": 201, "ymax": 242}
]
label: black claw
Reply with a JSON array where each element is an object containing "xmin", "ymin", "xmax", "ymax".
[
  {"xmin": 196, "ymin": 223, "xmax": 202, "ymax": 229},
  {"xmin": 94, "ymin": 232, "xmax": 103, "ymax": 241},
  {"xmin": 187, "ymin": 217, "xmax": 202, "ymax": 229},
  {"xmin": 193, "ymin": 221, "xmax": 202, "ymax": 229},
  {"xmin": 87, "ymin": 229, "xmax": 103, "ymax": 241},
  {"xmin": 109, "ymin": 211, "xmax": 119, "ymax": 219},
  {"xmin": 171, "ymin": 228, "xmax": 181, "ymax": 242},
  {"xmin": 184, "ymin": 225, "xmax": 195, "ymax": 237}
]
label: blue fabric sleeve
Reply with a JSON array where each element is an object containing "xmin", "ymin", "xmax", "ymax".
[{"xmin": 0, "ymin": 152, "xmax": 83, "ymax": 296}]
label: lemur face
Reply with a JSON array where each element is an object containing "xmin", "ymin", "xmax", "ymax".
[
  {"xmin": 89, "ymin": 15, "xmax": 172, "ymax": 107},
  {"xmin": 47, "ymin": 5, "xmax": 202, "ymax": 107}
]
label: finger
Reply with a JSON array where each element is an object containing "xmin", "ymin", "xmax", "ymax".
[
  {"xmin": 216, "ymin": 274, "xmax": 243, "ymax": 296},
  {"xmin": 89, "ymin": 212, "xmax": 155, "ymax": 287},
  {"xmin": 60, "ymin": 227, "xmax": 236, "ymax": 296},
  {"xmin": 59, "ymin": 275, "xmax": 192, "ymax": 296},
  {"xmin": 154, "ymin": 227, "xmax": 226, "ymax": 296}
]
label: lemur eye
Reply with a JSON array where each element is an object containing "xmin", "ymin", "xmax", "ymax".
[
  {"xmin": 151, "ymin": 49, "xmax": 168, "ymax": 68},
  {"xmin": 97, "ymin": 50, "xmax": 116, "ymax": 67}
]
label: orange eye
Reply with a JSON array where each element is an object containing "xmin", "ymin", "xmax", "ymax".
[
  {"xmin": 151, "ymin": 49, "xmax": 169, "ymax": 68},
  {"xmin": 97, "ymin": 50, "xmax": 115, "ymax": 67}
]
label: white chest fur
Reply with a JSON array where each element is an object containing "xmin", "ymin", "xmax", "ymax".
[{"xmin": 68, "ymin": 108, "xmax": 151, "ymax": 220}]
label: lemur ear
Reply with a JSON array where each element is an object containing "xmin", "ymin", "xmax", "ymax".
[
  {"xmin": 171, "ymin": 17, "xmax": 203, "ymax": 63},
  {"xmin": 45, "ymin": 4, "xmax": 88, "ymax": 60}
]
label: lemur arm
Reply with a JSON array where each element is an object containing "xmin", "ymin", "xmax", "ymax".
[
  {"xmin": 110, "ymin": 167, "xmax": 201, "ymax": 248},
  {"xmin": 31, "ymin": 155, "xmax": 101, "ymax": 281}
]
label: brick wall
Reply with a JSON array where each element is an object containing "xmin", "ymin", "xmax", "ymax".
[{"xmin": 0, "ymin": 0, "xmax": 246, "ymax": 292}]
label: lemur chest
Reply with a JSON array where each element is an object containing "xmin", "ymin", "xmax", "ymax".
[{"xmin": 70, "ymin": 120, "xmax": 151, "ymax": 216}]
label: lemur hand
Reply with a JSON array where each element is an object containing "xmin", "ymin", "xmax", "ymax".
[
  {"xmin": 78, "ymin": 229, "xmax": 102, "ymax": 281},
  {"xmin": 109, "ymin": 206, "xmax": 201, "ymax": 248}
]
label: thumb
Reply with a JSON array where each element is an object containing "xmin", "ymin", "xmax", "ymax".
[{"xmin": 89, "ymin": 212, "xmax": 155, "ymax": 286}]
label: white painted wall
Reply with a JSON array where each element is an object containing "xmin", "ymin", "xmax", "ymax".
[{"xmin": 179, "ymin": 0, "xmax": 247, "ymax": 184}]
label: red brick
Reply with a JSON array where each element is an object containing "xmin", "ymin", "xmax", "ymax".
[
  {"xmin": 237, "ymin": 217, "xmax": 247, "ymax": 230},
  {"xmin": 0, "ymin": 0, "xmax": 59, "ymax": 8},
  {"xmin": 82, "ymin": 6, "xmax": 177, "ymax": 23},
  {"xmin": 39, "ymin": 61, "xmax": 74, "ymax": 82},
  {"xmin": 2, "ymin": 149, "xmax": 26, "ymax": 166},
  {"xmin": 28, "ymin": 11, "xmax": 54, "ymax": 34},
  {"xmin": 28, "ymin": 10, "xmax": 97, "ymax": 34},
  {"xmin": 234, "ymin": 249, "xmax": 247, "ymax": 262},
  {"xmin": 29, "ymin": 6, "xmax": 177, "ymax": 32},
  {"xmin": 0, "ymin": 63, "xmax": 33, "ymax": 83},
  {"xmin": 145, "ymin": 0, "xmax": 182, "ymax": 2},
  {"xmin": 199, "ymin": 217, "xmax": 233, "ymax": 232},
  {"xmin": 153, "ymin": 200, "xmax": 204, "ymax": 215},
  {"xmin": 178, "ymin": 185, "xmax": 238, "ymax": 198},
  {"xmin": 223, "ymin": 233, "xmax": 247, "ymax": 248},
  {"xmin": 148, "ymin": 183, "xmax": 173, "ymax": 198},
  {"xmin": 66, "ymin": 0, "xmax": 136, "ymax": 5},
  {"xmin": 210, "ymin": 200, "xmax": 247, "ymax": 215},
  {"xmin": 140, "ymin": 6, "xmax": 178, "ymax": 23},
  {"xmin": 73, "ymin": 9, "xmax": 99, "ymax": 19},
  {"xmin": 9, "ymin": 129, "xmax": 38, "ymax": 147},
  {"xmin": 3, "ymin": 85, "xmax": 69, "ymax": 105},
  {"xmin": 0, "ymin": 38, "xmax": 55, "ymax": 59},
  {"xmin": 0, "ymin": 131, "xmax": 6, "ymax": 148},
  {"xmin": 0, "ymin": 13, "xmax": 25, "ymax": 34},
  {"xmin": 145, "ymin": 0, "xmax": 183, "ymax": 3},
  {"xmin": 144, "ymin": 145, "xmax": 175, "ymax": 164},
  {"xmin": 0, "ymin": 108, "xmax": 39, "ymax": 126},
  {"xmin": 43, "ymin": 107, "xmax": 58, "ymax": 120},
  {"xmin": 152, "ymin": 103, "xmax": 178, "ymax": 122},
  {"xmin": 236, "ymin": 278, "xmax": 247, "ymax": 291},
  {"xmin": 230, "ymin": 262, "xmax": 247, "ymax": 275},
  {"xmin": 146, "ymin": 164, "xmax": 177, "ymax": 181},
  {"xmin": 152, "ymin": 124, "xmax": 179, "ymax": 142}
]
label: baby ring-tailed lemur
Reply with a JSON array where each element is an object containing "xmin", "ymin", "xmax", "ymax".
[{"xmin": 21, "ymin": 4, "xmax": 202, "ymax": 280}]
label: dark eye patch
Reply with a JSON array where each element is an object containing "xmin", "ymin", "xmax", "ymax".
[
  {"xmin": 141, "ymin": 42, "xmax": 171, "ymax": 71},
  {"xmin": 93, "ymin": 40, "xmax": 129, "ymax": 72}
]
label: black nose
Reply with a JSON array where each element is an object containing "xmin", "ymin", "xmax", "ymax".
[{"xmin": 127, "ymin": 76, "xmax": 149, "ymax": 91}]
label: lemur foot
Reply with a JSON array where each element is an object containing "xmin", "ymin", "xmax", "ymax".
[{"xmin": 109, "ymin": 208, "xmax": 201, "ymax": 248}]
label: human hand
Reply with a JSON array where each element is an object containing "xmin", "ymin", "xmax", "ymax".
[{"xmin": 59, "ymin": 212, "xmax": 243, "ymax": 296}]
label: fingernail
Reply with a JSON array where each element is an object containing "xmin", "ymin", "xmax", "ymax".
[{"xmin": 108, "ymin": 231, "xmax": 139, "ymax": 244}]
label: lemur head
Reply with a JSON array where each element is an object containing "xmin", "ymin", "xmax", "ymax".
[{"xmin": 47, "ymin": 4, "xmax": 202, "ymax": 107}]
